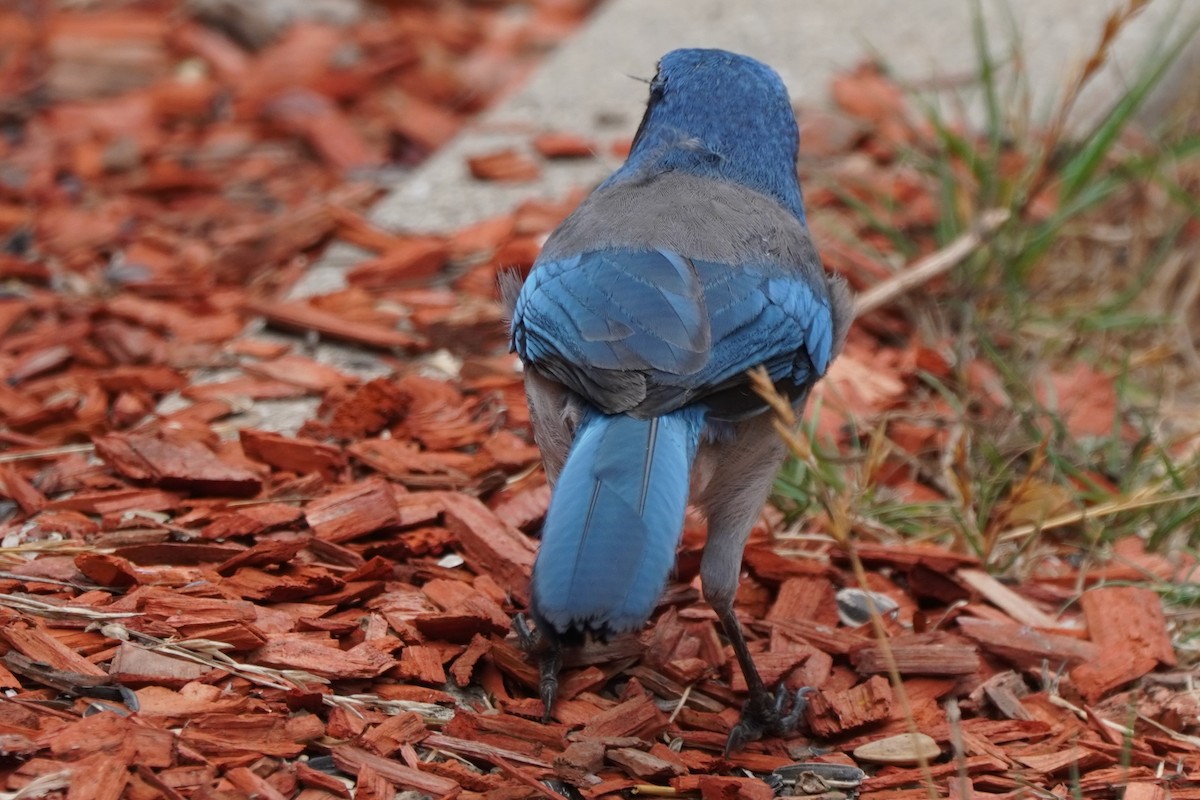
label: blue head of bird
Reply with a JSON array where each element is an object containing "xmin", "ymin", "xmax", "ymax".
[{"xmin": 612, "ymin": 48, "xmax": 805, "ymax": 222}]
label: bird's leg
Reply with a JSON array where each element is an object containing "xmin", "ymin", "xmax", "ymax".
[
  {"xmin": 698, "ymin": 415, "xmax": 813, "ymax": 754},
  {"xmin": 715, "ymin": 600, "xmax": 813, "ymax": 754},
  {"xmin": 513, "ymin": 613, "xmax": 562, "ymax": 722}
]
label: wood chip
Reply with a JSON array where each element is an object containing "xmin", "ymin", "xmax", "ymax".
[{"xmin": 807, "ymin": 675, "xmax": 894, "ymax": 736}]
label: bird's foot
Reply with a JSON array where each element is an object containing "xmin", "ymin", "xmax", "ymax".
[
  {"xmin": 513, "ymin": 613, "xmax": 562, "ymax": 722},
  {"xmin": 724, "ymin": 685, "xmax": 814, "ymax": 755}
]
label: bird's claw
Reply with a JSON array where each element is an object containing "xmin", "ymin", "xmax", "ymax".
[
  {"xmin": 724, "ymin": 685, "xmax": 814, "ymax": 755},
  {"xmin": 513, "ymin": 612, "xmax": 539, "ymax": 651},
  {"xmin": 513, "ymin": 613, "xmax": 561, "ymax": 722}
]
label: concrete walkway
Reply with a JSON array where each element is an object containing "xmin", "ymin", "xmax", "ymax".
[{"xmin": 369, "ymin": 0, "xmax": 1197, "ymax": 235}]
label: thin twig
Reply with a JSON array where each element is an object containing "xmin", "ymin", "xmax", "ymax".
[{"xmin": 852, "ymin": 209, "xmax": 1010, "ymax": 317}]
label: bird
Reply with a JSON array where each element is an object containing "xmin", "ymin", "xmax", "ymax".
[{"xmin": 503, "ymin": 47, "xmax": 853, "ymax": 751}]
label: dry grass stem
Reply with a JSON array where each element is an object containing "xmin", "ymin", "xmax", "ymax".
[{"xmin": 997, "ymin": 484, "xmax": 1200, "ymax": 544}]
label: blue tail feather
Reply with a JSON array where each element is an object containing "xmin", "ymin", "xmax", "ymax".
[{"xmin": 531, "ymin": 406, "xmax": 706, "ymax": 637}]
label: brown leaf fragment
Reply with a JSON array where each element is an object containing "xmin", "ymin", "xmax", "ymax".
[{"xmin": 94, "ymin": 432, "xmax": 263, "ymax": 496}]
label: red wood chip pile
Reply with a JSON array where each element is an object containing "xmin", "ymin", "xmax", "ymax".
[{"xmin": 0, "ymin": 7, "xmax": 1197, "ymax": 800}]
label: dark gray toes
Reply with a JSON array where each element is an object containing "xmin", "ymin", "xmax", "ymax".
[{"xmin": 723, "ymin": 684, "xmax": 813, "ymax": 755}]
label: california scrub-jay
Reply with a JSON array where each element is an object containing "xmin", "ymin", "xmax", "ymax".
[{"xmin": 504, "ymin": 48, "xmax": 852, "ymax": 750}]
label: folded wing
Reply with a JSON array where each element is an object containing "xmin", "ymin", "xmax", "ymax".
[{"xmin": 512, "ymin": 247, "xmax": 835, "ymax": 419}]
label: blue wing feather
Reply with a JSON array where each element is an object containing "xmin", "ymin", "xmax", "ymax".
[{"xmin": 512, "ymin": 247, "xmax": 834, "ymax": 415}]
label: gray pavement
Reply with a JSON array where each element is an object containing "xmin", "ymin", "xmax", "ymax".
[{"xmin": 369, "ymin": 0, "xmax": 1199, "ymax": 235}]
